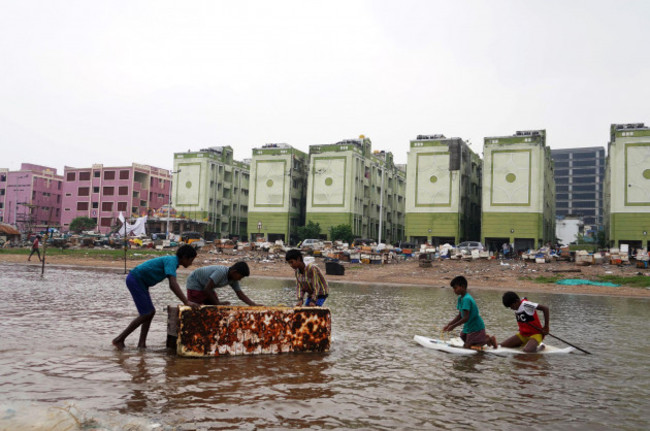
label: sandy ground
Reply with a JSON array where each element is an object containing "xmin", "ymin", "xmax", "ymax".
[{"xmin": 3, "ymin": 249, "xmax": 650, "ymax": 299}]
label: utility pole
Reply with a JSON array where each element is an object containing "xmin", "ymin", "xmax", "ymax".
[{"xmin": 166, "ymin": 170, "xmax": 181, "ymax": 240}]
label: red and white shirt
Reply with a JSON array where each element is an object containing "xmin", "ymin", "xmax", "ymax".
[{"xmin": 515, "ymin": 299, "xmax": 543, "ymax": 337}]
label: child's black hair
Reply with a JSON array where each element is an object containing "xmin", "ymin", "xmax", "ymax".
[
  {"xmin": 176, "ymin": 244, "xmax": 197, "ymax": 259},
  {"xmin": 285, "ymin": 249, "xmax": 303, "ymax": 262},
  {"xmin": 230, "ymin": 261, "xmax": 250, "ymax": 277},
  {"xmin": 450, "ymin": 275, "xmax": 467, "ymax": 289},
  {"xmin": 502, "ymin": 291, "xmax": 520, "ymax": 308}
]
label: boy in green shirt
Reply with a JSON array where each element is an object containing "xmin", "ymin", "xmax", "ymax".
[{"xmin": 443, "ymin": 276, "xmax": 497, "ymax": 349}]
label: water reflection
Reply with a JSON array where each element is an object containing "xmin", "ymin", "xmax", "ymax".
[{"xmin": 1, "ymin": 263, "xmax": 649, "ymax": 430}]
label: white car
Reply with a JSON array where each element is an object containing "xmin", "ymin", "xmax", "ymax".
[{"xmin": 300, "ymin": 239, "xmax": 323, "ymax": 249}]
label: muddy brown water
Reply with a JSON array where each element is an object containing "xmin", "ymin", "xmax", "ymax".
[{"xmin": 0, "ymin": 263, "xmax": 649, "ymax": 430}]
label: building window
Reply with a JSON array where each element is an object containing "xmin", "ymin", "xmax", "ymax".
[
  {"xmin": 92, "ymin": 202, "xmax": 98, "ymax": 209},
  {"xmin": 67, "ymin": 172, "xmax": 76, "ymax": 181},
  {"xmin": 103, "ymin": 186, "xmax": 115, "ymax": 195},
  {"xmin": 94, "ymin": 171, "xmax": 100, "ymax": 178},
  {"xmin": 100, "ymin": 218, "xmax": 113, "ymax": 227},
  {"xmin": 573, "ymin": 168, "xmax": 596, "ymax": 176},
  {"xmin": 119, "ymin": 186, "xmax": 129, "ymax": 195},
  {"xmin": 79, "ymin": 171, "xmax": 91, "ymax": 181},
  {"xmin": 93, "ymin": 186, "xmax": 99, "ymax": 193},
  {"xmin": 117, "ymin": 202, "xmax": 127, "ymax": 211},
  {"xmin": 104, "ymin": 171, "xmax": 116, "ymax": 180},
  {"xmin": 574, "ymin": 193, "xmax": 596, "ymax": 200},
  {"xmin": 120, "ymin": 170, "xmax": 130, "ymax": 180},
  {"xmin": 102, "ymin": 202, "xmax": 113, "ymax": 211},
  {"xmin": 78, "ymin": 187, "xmax": 90, "ymax": 196},
  {"xmin": 77, "ymin": 202, "xmax": 89, "ymax": 210}
]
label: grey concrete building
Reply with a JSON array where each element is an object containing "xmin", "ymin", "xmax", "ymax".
[{"xmin": 551, "ymin": 147, "xmax": 605, "ymax": 235}]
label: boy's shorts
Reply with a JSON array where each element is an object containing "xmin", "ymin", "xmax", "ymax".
[
  {"xmin": 460, "ymin": 329, "xmax": 489, "ymax": 346},
  {"xmin": 517, "ymin": 333, "xmax": 544, "ymax": 344},
  {"xmin": 187, "ymin": 289, "xmax": 209, "ymax": 305},
  {"xmin": 126, "ymin": 273, "xmax": 155, "ymax": 315},
  {"xmin": 304, "ymin": 295, "xmax": 328, "ymax": 306}
]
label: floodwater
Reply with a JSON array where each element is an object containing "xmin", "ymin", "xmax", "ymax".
[{"xmin": 0, "ymin": 263, "xmax": 649, "ymax": 430}]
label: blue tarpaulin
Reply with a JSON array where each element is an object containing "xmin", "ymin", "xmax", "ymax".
[{"xmin": 556, "ymin": 279, "xmax": 620, "ymax": 287}]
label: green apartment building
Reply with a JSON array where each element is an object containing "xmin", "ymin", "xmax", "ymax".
[
  {"xmin": 604, "ymin": 123, "xmax": 650, "ymax": 249},
  {"xmin": 482, "ymin": 130, "xmax": 555, "ymax": 252},
  {"xmin": 305, "ymin": 136, "xmax": 406, "ymax": 243},
  {"xmin": 405, "ymin": 135, "xmax": 482, "ymax": 246},
  {"xmin": 172, "ymin": 146, "xmax": 250, "ymax": 239},
  {"xmin": 247, "ymin": 143, "xmax": 308, "ymax": 244}
]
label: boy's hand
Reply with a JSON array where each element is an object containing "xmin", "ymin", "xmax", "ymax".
[
  {"xmin": 542, "ymin": 325, "xmax": 550, "ymax": 335},
  {"xmin": 442, "ymin": 324, "xmax": 451, "ymax": 332},
  {"xmin": 187, "ymin": 301, "xmax": 201, "ymax": 309}
]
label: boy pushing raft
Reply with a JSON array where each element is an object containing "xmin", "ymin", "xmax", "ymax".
[{"xmin": 112, "ymin": 245, "xmax": 199, "ymax": 350}]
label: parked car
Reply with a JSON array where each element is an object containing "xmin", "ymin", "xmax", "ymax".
[
  {"xmin": 457, "ymin": 241, "xmax": 485, "ymax": 253},
  {"xmin": 181, "ymin": 231, "xmax": 203, "ymax": 245},
  {"xmin": 300, "ymin": 238, "xmax": 323, "ymax": 249}
]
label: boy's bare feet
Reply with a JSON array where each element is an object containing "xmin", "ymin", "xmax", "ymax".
[
  {"xmin": 489, "ymin": 335, "xmax": 498, "ymax": 349},
  {"xmin": 112, "ymin": 339, "xmax": 125, "ymax": 350}
]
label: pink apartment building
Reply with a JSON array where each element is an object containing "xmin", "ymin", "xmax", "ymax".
[
  {"xmin": 0, "ymin": 164, "xmax": 64, "ymax": 232},
  {"xmin": 61, "ymin": 163, "xmax": 171, "ymax": 234}
]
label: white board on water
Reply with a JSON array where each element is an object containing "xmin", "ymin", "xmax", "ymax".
[{"xmin": 413, "ymin": 335, "xmax": 575, "ymax": 355}]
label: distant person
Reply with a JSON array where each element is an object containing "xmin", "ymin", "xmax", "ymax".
[
  {"xmin": 112, "ymin": 245, "xmax": 198, "ymax": 350},
  {"xmin": 499, "ymin": 291, "xmax": 550, "ymax": 353},
  {"xmin": 285, "ymin": 249, "xmax": 329, "ymax": 307},
  {"xmin": 501, "ymin": 242, "xmax": 510, "ymax": 259},
  {"xmin": 186, "ymin": 262, "xmax": 261, "ymax": 306},
  {"xmin": 28, "ymin": 235, "xmax": 42, "ymax": 262},
  {"xmin": 443, "ymin": 276, "xmax": 497, "ymax": 349}
]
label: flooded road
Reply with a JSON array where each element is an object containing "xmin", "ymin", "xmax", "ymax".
[{"xmin": 1, "ymin": 263, "xmax": 649, "ymax": 430}]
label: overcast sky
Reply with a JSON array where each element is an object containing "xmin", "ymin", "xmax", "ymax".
[{"xmin": 1, "ymin": 0, "xmax": 649, "ymax": 174}]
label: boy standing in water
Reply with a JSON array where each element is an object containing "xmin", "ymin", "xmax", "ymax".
[
  {"xmin": 28, "ymin": 235, "xmax": 41, "ymax": 262},
  {"xmin": 443, "ymin": 276, "xmax": 497, "ymax": 349},
  {"xmin": 112, "ymin": 245, "xmax": 198, "ymax": 350},
  {"xmin": 285, "ymin": 249, "xmax": 329, "ymax": 306},
  {"xmin": 500, "ymin": 291, "xmax": 550, "ymax": 353},
  {"xmin": 185, "ymin": 262, "xmax": 261, "ymax": 306}
]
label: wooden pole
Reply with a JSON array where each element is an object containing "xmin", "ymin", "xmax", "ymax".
[
  {"xmin": 124, "ymin": 215, "xmax": 128, "ymax": 275},
  {"xmin": 41, "ymin": 206, "xmax": 54, "ymax": 276}
]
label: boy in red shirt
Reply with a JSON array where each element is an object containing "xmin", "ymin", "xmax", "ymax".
[{"xmin": 500, "ymin": 291, "xmax": 550, "ymax": 353}]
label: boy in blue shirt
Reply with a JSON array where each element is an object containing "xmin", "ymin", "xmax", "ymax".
[
  {"xmin": 443, "ymin": 276, "xmax": 497, "ymax": 349},
  {"xmin": 112, "ymin": 245, "xmax": 198, "ymax": 350}
]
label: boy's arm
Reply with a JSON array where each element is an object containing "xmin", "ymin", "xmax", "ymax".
[
  {"xmin": 235, "ymin": 289, "xmax": 261, "ymax": 306},
  {"xmin": 446, "ymin": 310, "xmax": 469, "ymax": 331},
  {"xmin": 203, "ymin": 279, "xmax": 230, "ymax": 305},
  {"xmin": 168, "ymin": 276, "xmax": 199, "ymax": 308},
  {"xmin": 537, "ymin": 304, "xmax": 550, "ymax": 334},
  {"xmin": 443, "ymin": 312, "xmax": 463, "ymax": 332}
]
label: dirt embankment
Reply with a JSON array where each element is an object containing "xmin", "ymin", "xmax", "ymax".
[{"xmin": 2, "ymin": 251, "xmax": 649, "ymax": 298}]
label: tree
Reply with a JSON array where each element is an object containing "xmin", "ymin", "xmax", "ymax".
[
  {"xmin": 330, "ymin": 224, "xmax": 354, "ymax": 244},
  {"xmin": 69, "ymin": 217, "xmax": 97, "ymax": 233},
  {"xmin": 296, "ymin": 221, "xmax": 321, "ymax": 242},
  {"xmin": 596, "ymin": 229, "xmax": 607, "ymax": 249}
]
